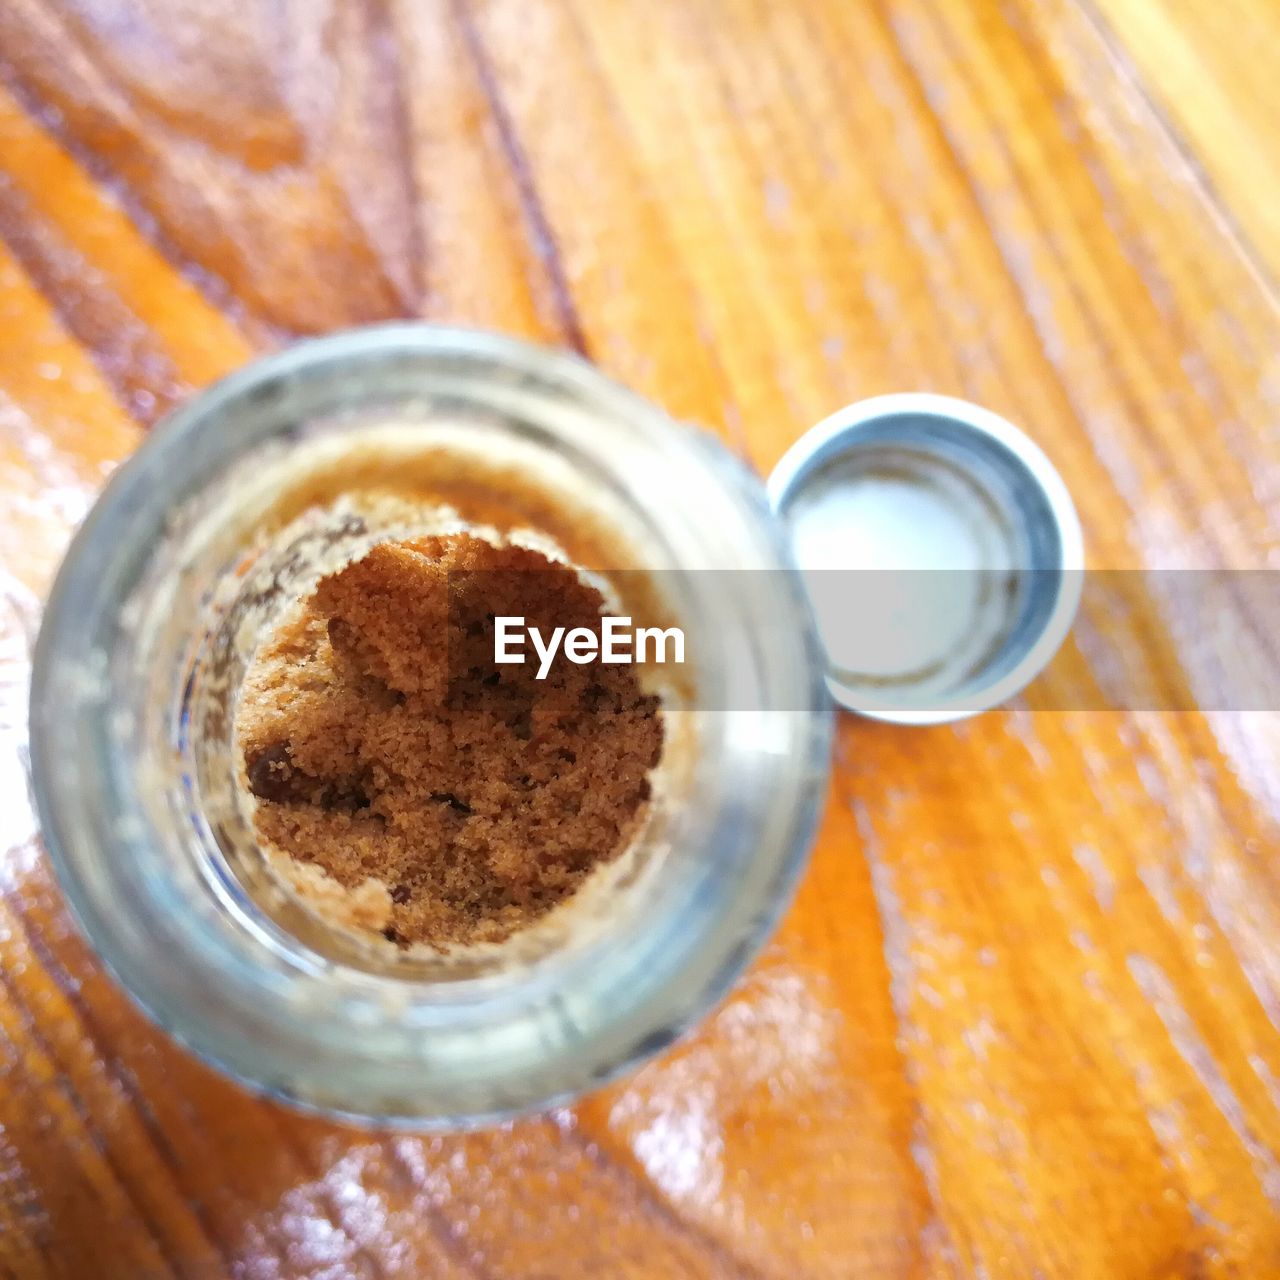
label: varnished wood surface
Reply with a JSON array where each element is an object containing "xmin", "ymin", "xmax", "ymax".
[{"xmin": 1, "ymin": 0, "xmax": 1279, "ymax": 1275}]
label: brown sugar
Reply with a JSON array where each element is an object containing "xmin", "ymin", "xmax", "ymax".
[{"xmin": 234, "ymin": 533, "xmax": 664, "ymax": 950}]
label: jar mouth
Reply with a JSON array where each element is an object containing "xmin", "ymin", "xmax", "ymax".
[
  {"xmin": 179, "ymin": 410, "xmax": 704, "ymax": 984},
  {"xmin": 29, "ymin": 324, "xmax": 832, "ymax": 1126}
]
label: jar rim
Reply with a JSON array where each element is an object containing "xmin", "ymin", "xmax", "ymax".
[{"xmin": 29, "ymin": 324, "xmax": 832, "ymax": 1126}]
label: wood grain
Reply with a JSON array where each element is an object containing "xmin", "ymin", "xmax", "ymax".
[{"xmin": 1, "ymin": 0, "xmax": 1278, "ymax": 1276}]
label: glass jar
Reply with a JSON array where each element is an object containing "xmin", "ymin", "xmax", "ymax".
[{"xmin": 28, "ymin": 325, "xmax": 831, "ymax": 1126}]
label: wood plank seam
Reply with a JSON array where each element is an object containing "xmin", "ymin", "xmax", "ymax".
[
  {"xmin": 558, "ymin": 0, "xmax": 750, "ymax": 453},
  {"xmin": 1068, "ymin": 0, "xmax": 1280, "ymax": 313},
  {"xmin": 447, "ymin": 0, "xmax": 590, "ymax": 356},
  {"xmin": 362, "ymin": 0, "xmax": 429, "ymax": 317},
  {"xmin": 0, "ymin": 874, "xmax": 241, "ymax": 1278},
  {"xmin": 0, "ymin": 181, "xmax": 187, "ymax": 428},
  {"xmin": 0, "ymin": 941, "xmax": 185, "ymax": 1279},
  {"xmin": 0, "ymin": 52, "xmax": 291, "ymax": 350}
]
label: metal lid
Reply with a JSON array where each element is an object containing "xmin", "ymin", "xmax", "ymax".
[{"xmin": 768, "ymin": 393, "xmax": 1083, "ymax": 724}]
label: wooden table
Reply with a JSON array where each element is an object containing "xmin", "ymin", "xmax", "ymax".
[{"xmin": 2, "ymin": 0, "xmax": 1279, "ymax": 1275}]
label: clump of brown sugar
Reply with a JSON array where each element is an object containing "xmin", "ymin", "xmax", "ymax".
[{"xmin": 234, "ymin": 533, "xmax": 664, "ymax": 950}]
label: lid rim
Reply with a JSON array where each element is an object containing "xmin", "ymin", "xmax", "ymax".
[{"xmin": 769, "ymin": 393, "xmax": 1083, "ymax": 725}]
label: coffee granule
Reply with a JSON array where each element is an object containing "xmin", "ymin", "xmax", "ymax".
[{"xmin": 234, "ymin": 534, "xmax": 663, "ymax": 950}]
